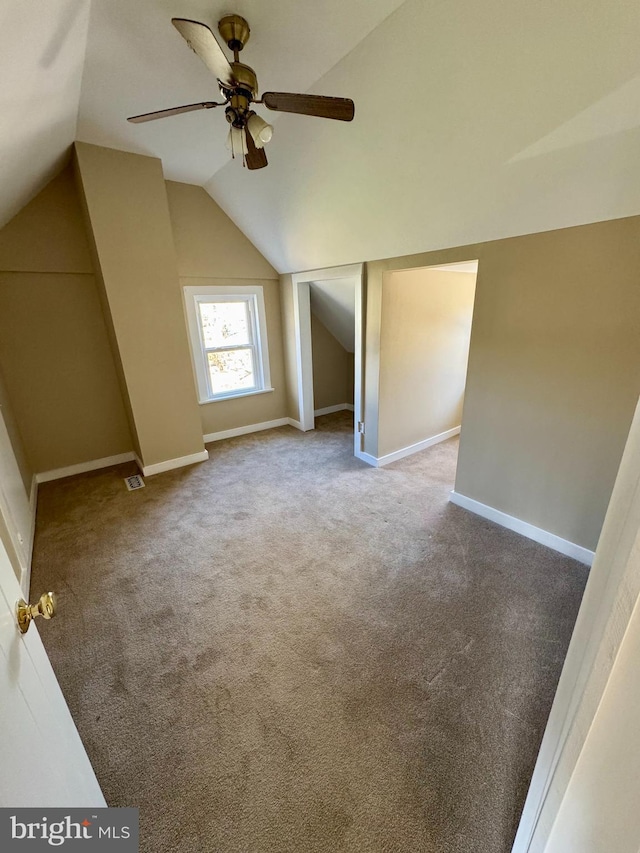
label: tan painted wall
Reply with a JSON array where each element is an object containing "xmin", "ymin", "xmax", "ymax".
[
  {"xmin": 378, "ymin": 269, "xmax": 475, "ymax": 457},
  {"xmin": 311, "ymin": 313, "xmax": 353, "ymax": 411},
  {"xmin": 364, "ymin": 215, "xmax": 640, "ymax": 551},
  {"xmin": 165, "ymin": 181, "xmax": 287, "ymax": 436},
  {"xmin": 75, "ymin": 143, "xmax": 204, "ymax": 467},
  {"xmin": 72, "ymin": 157, "xmax": 142, "ymax": 462},
  {"xmin": 0, "ymin": 272, "xmax": 133, "ymax": 473},
  {"xmin": 279, "ymin": 274, "xmax": 300, "ymax": 423},
  {"xmin": 0, "ymin": 164, "xmax": 132, "ymax": 473},
  {"xmin": 166, "ymin": 181, "xmax": 277, "ymax": 281},
  {"xmin": 0, "ymin": 164, "xmax": 93, "ymax": 275}
]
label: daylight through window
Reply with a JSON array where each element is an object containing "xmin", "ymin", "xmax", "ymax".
[{"xmin": 184, "ymin": 286, "xmax": 272, "ymax": 403}]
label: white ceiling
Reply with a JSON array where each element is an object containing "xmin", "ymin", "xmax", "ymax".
[
  {"xmin": 0, "ymin": 0, "xmax": 90, "ymax": 229},
  {"xmin": 427, "ymin": 262, "xmax": 478, "ymax": 275},
  {"xmin": 206, "ymin": 0, "xmax": 640, "ymax": 272},
  {"xmin": 310, "ymin": 278, "xmax": 356, "ymax": 352},
  {"xmin": 3, "ymin": 0, "xmax": 640, "ymax": 274},
  {"xmin": 78, "ymin": 0, "xmax": 407, "ymax": 183}
]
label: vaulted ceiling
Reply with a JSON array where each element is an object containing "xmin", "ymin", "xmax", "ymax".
[{"xmin": 3, "ymin": 0, "xmax": 640, "ymax": 273}]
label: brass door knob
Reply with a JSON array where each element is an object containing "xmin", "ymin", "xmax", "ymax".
[{"xmin": 16, "ymin": 592, "xmax": 56, "ymax": 634}]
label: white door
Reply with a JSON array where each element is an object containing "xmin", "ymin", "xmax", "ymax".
[
  {"xmin": 0, "ymin": 535, "xmax": 105, "ymax": 807},
  {"xmin": 0, "ymin": 403, "xmax": 32, "ymax": 593}
]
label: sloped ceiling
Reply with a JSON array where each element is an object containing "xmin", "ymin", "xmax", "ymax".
[
  {"xmin": 0, "ymin": 0, "xmax": 405, "ymax": 232},
  {"xmin": 0, "ymin": 0, "xmax": 90, "ymax": 229},
  {"xmin": 310, "ymin": 279, "xmax": 356, "ymax": 352},
  {"xmin": 4, "ymin": 0, "xmax": 640, "ymax": 274},
  {"xmin": 76, "ymin": 0, "xmax": 407, "ymax": 183},
  {"xmin": 207, "ymin": 0, "xmax": 640, "ymax": 272}
]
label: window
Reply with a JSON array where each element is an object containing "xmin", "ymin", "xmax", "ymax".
[{"xmin": 184, "ymin": 285, "xmax": 272, "ymax": 403}]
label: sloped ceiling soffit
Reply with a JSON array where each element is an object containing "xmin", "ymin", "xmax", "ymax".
[{"xmin": 4, "ymin": 0, "xmax": 640, "ymax": 274}]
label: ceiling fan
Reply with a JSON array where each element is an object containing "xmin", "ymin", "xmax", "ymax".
[{"xmin": 127, "ymin": 14, "xmax": 355, "ymax": 170}]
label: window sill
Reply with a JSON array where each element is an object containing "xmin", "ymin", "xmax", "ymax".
[{"xmin": 198, "ymin": 387, "xmax": 275, "ymax": 406}]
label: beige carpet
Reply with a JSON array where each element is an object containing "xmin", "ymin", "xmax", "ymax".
[{"xmin": 31, "ymin": 412, "xmax": 588, "ymax": 852}]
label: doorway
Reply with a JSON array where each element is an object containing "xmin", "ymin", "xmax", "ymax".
[
  {"xmin": 310, "ymin": 277, "xmax": 356, "ymax": 421},
  {"xmin": 374, "ymin": 260, "xmax": 478, "ymax": 469},
  {"xmin": 291, "ymin": 264, "xmax": 365, "ymax": 460}
]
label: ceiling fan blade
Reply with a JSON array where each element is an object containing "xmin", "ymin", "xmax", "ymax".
[
  {"xmin": 262, "ymin": 92, "xmax": 354, "ymax": 122},
  {"xmin": 245, "ymin": 127, "xmax": 268, "ymax": 170},
  {"xmin": 172, "ymin": 18, "xmax": 235, "ymax": 87},
  {"xmin": 127, "ymin": 102, "xmax": 220, "ymax": 123}
]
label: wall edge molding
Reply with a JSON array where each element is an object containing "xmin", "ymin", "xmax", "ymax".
[
  {"xmin": 36, "ymin": 452, "xmax": 136, "ymax": 484},
  {"xmin": 203, "ymin": 418, "xmax": 290, "ymax": 444},
  {"xmin": 314, "ymin": 404, "xmax": 355, "ymax": 416},
  {"xmin": 140, "ymin": 449, "xmax": 209, "ymax": 477},
  {"xmin": 376, "ymin": 426, "xmax": 461, "ymax": 467},
  {"xmin": 355, "ymin": 451, "xmax": 379, "ymax": 467},
  {"xmin": 449, "ymin": 490, "xmax": 595, "ymax": 566}
]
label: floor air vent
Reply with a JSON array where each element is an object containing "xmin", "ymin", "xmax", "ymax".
[{"xmin": 124, "ymin": 474, "xmax": 145, "ymax": 491}]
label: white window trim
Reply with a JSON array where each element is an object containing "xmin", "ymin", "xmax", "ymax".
[{"xmin": 183, "ymin": 285, "xmax": 272, "ymax": 404}]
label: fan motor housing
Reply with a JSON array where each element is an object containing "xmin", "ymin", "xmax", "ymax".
[
  {"xmin": 229, "ymin": 62, "xmax": 257, "ymax": 97},
  {"xmin": 221, "ymin": 61, "xmax": 258, "ymax": 126},
  {"xmin": 218, "ymin": 15, "xmax": 250, "ymax": 52}
]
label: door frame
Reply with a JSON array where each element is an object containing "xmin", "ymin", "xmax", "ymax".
[
  {"xmin": 291, "ymin": 264, "xmax": 366, "ymax": 460},
  {"xmin": 512, "ymin": 394, "xmax": 640, "ymax": 851},
  {"xmin": 0, "ymin": 404, "xmax": 36, "ymax": 596}
]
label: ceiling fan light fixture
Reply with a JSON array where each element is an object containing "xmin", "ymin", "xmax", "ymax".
[
  {"xmin": 128, "ymin": 16, "xmax": 355, "ymax": 171},
  {"xmin": 247, "ymin": 112, "xmax": 273, "ymax": 149},
  {"xmin": 226, "ymin": 126, "xmax": 248, "ymax": 157}
]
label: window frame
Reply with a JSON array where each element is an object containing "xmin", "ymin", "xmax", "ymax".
[{"xmin": 183, "ymin": 285, "xmax": 272, "ymax": 404}]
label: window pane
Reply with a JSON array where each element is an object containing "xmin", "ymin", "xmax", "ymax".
[
  {"xmin": 199, "ymin": 301, "xmax": 251, "ymax": 348},
  {"xmin": 207, "ymin": 349, "xmax": 255, "ymax": 395}
]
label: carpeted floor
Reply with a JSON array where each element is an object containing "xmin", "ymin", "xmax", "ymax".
[{"xmin": 31, "ymin": 412, "xmax": 588, "ymax": 852}]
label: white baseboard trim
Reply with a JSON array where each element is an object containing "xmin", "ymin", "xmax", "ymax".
[
  {"xmin": 356, "ymin": 451, "xmax": 379, "ymax": 468},
  {"xmin": 314, "ymin": 403, "xmax": 355, "ymax": 417},
  {"xmin": 203, "ymin": 418, "xmax": 290, "ymax": 444},
  {"xmin": 372, "ymin": 426, "xmax": 461, "ymax": 467},
  {"xmin": 138, "ymin": 449, "xmax": 209, "ymax": 477},
  {"xmin": 202, "ymin": 417, "xmax": 310, "ymax": 443},
  {"xmin": 36, "ymin": 452, "xmax": 136, "ymax": 484},
  {"xmin": 449, "ymin": 491, "xmax": 595, "ymax": 566},
  {"xmin": 287, "ymin": 418, "xmax": 306, "ymax": 431}
]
